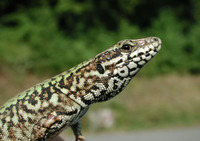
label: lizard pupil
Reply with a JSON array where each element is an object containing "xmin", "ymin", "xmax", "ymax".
[
  {"xmin": 122, "ymin": 44, "xmax": 131, "ymax": 50},
  {"xmin": 96, "ymin": 64, "xmax": 104, "ymax": 74}
]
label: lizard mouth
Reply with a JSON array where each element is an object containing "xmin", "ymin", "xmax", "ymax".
[{"xmin": 130, "ymin": 37, "xmax": 161, "ymax": 58}]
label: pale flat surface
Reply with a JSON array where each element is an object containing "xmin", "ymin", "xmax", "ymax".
[{"xmin": 60, "ymin": 127, "xmax": 200, "ymax": 141}]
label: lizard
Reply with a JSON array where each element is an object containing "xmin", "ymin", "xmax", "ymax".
[{"xmin": 0, "ymin": 37, "xmax": 161, "ymax": 141}]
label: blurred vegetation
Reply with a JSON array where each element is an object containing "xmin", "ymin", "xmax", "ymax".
[
  {"xmin": 0, "ymin": 0, "xmax": 200, "ymax": 133},
  {"xmin": 0, "ymin": 0, "xmax": 200, "ymax": 75}
]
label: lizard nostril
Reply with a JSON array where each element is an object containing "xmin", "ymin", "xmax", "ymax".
[{"xmin": 154, "ymin": 38, "xmax": 158, "ymax": 42}]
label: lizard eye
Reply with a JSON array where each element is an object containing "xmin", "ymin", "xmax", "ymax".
[{"xmin": 121, "ymin": 44, "xmax": 132, "ymax": 51}]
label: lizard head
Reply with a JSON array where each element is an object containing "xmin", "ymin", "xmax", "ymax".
[
  {"xmin": 110, "ymin": 36, "xmax": 161, "ymax": 78},
  {"xmin": 94, "ymin": 37, "xmax": 161, "ymax": 79},
  {"xmin": 82, "ymin": 37, "xmax": 161, "ymax": 104}
]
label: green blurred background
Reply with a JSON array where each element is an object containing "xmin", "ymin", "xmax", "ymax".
[{"xmin": 0, "ymin": 0, "xmax": 200, "ymax": 134}]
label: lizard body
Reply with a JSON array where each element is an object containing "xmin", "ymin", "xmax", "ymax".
[{"xmin": 0, "ymin": 37, "xmax": 161, "ymax": 141}]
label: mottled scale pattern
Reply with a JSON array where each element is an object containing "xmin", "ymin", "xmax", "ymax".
[{"xmin": 0, "ymin": 37, "xmax": 161, "ymax": 141}]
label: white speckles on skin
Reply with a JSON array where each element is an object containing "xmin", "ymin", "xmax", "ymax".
[
  {"xmin": 84, "ymin": 93, "xmax": 94, "ymax": 101},
  {"xmin": 141, "ymin": 55, "xmax": 146, "ymax": 60},
  {"xmin": 42, "ymin": 101, "xmax": 49, "ymax": 107},
  {"xmin": 60, "ymin": 88, "xmax": 69, "ymax": 94},
  {"xmin": 49, "ymin": 94, "xmax": 58, "ymax": 106},
  {"xmin": 91, "ymin": 89, "xmax": 101, "ymax": 97},
  {"xmin": 138, "ymin": 60, "xmax": 146, "ymax": 66},
  {"xmin": 72, "ymin": 79, "xmax": 77, "ymax": 87},
  {"xmin": 132, "ymin": 57, "xmax": 141, "ymax": 62},
  {"xmin": 19, "ymin": 109, "xmax": 29, "ymax": 120},
  {"xmin": 113, "ymin": 69, "xmax": 118, "ymax": 75},
  {"xmin": 130, "ymin": 51, "xmax": 138, "ymax": 58},
  {"xmin": 115, "ymin": 78, "xmax": 123, "ymax": 87},
  {"xmin": 35, "ymin": 85, "xmax": 42, "ymax": 94},
  {"xmin": 77, "ymin": 77, "xmax": 85, "ymax": 88},
  {"xmin": 24, "ymin": 101, "xmax": 37, "ymax": 110},
  {"xmin": 90, "ymin": 70, "xmax": 101, "ymax": 76},
  {"xmin": 11, "ymin": 107, "xmax": 19, "ymax": 125},
  {"xmin": 144, "ymin": 47, "xmax": 150, "ymax": 52},
  {"xmin": 43, "ymin": 82, "xmax": 50, "ymax": 88},
  {"xmin": 90, "ymin": 70, "xmax": 110, "ymax": 78},
  {"xmin": 87, "ymin": 79, "xmax": 93, "ymax": 84},
  {"xmin": 50, "ymin": 87, "xmax": 55, "ymax": 93},
  {"xmin": 137, "ymin": 48, "xmax": 145, "ymax": 54},
  {"xmin": 70, "ymin": 86, "xmax": 76, "ymax": 92},
  {"xmin": 107, "ymin": 79, "xmax": 114, "ymax": 93},
  {"xmin": 34, "ymin": 99, "xmax": 42, "ymax": 111},
  {"xmin": 127, "ymin": 62, "xmax": 137, "ymax": 69},
  {"xmin": 138, "ymin": 40, "xmax": 145, "ymax": 46},
  {"xmin": 5, "ymin": 116, "xmax": 10, "ymax": 124},
  {"xmin": 118, "ymin": 66, "xmax": 128, "ymax": 77},
  {"xmin": 149, "ymin": 50, "xmax": 157, "ymax": 56},
  {"xmin": 104, "ymin": 70, "xmax": 111, "ymax": 76},
  {"xmin": 157, "ymin": 45, "xmax": 161, "ymax": 51},
  {"xmin": 146, "ymin": 55, "xmax": 152, "ymax": 61},
  {"xmin": 84, "ymin": 72, "xmax": 90, "ymax": 77},
  {"xmin": 51, "ymin": 79, "xmax": 57, "ymax": 85},
  {"xmin": 96, "ymin": 83, "xmax": 106, "ymax": 91},
  {"xmin": 129, "ymin": 68, "xmax": 140, "ymax": 76},
  {"xmin": 69, "ymin": 95, "xmax": 87, "ymax": 107},
  {"xmin": 103, "ymin": 57, "xmax": 121, "ymax": 66},
  {"xmin": 82, "ymin": 90, "xmax": 86, "ymax": 95},
  {"xmin": 148, "ymin": 44, "xmax": 154, "ymax": 50},
  {"xmin": 153, "ymin": 42, "xmax": 159, "ymax": 47}
]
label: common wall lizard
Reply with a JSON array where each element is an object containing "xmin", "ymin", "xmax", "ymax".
[{"xmin": 0, "ymin": 37, "xmax": 161, "ymax": 141}]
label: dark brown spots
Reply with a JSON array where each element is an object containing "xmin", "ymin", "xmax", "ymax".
[
  {"xmin": 28, "ymin": 91, "xmax": 38, "ymax": 105},
  {"xmin": 96, "ymin": 64, "xmax": 104, "ymax": 74},
  {"xmin": 8, "ymin": 121, "xmax": 14, "ymax": 128},
  {"xmin": 76, "ymin": 77, "xmax": 80, "ymax": 84},
  {"xmin": 117, "ymin": 59, "xmax": 123, "ymax": 64},
  {"xmin": 21, "ymin": 104, "xmax": 35, "ymax": 114},
  {"xmin": 91, "ymin": 85, "xmax": 99, "ymax": 90},
  {"xmin": 105, "ymin": 65, "xmax": 111, "ymax": 70},
  {"xmin": 113, "ymin": 80, "xmax": 118, "ymax": 90},
  {"xmin": 52, "ymin": 85, "xmax": 62, "ymax": 94},
  {"xmin": 41, "ymin": 87, "xmax": 54, "ymax": 101},
  {"xmin": 28, "ymin": 117, "xmax": 34, "ymax": 124},
  {"xmin": 51, "ymin": 77, "xmax": 56, "ymax": 81},
  {"xmin": 9, "ymin": 110, "xmax": 14, "ymax": 118},
  {"xmin": 18, "ymin": 114, "xmax": 26, "ymax": 123},
  {"xmin": 104, "ymin": 51, "xmax": 109, "ymax": 55},
  {"xmin": 120, "ymin": 70, "xmax": 125, "ymax": 73},
  {"xmin": 66, "ymin": 109, "xmax": 78, "ymax": 116},
  {"xmin": 58, "ymin": 79, "xmax": 65, "ymax": 88},
  {"xmin": 1, "ymin": 118, "xmax": 6, "ymax": 124},
  {"xmin": 58, "ymin": 96, "xmax": 62, "ymax": 103},
  {"xmin": 138, "ymin": 52, "xmax": 144, "ymax": 56}
]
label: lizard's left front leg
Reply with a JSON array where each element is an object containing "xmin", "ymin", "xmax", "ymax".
[
  {"xmin": 31, "ymin": 111, "xmax": 71, "ymax": 140},
  {"xmin": 71, "ymin": 120, "xmax": 85, "ymax": 141}
]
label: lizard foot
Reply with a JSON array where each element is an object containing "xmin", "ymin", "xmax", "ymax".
[{"xmin": 77, "ymin": 135, "xmax": 85, "ymax": 141}]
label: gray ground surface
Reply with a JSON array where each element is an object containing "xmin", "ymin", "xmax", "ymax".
[{"xmin": 59, "ymin": 126, "xmax": 200, "ymax": 141}]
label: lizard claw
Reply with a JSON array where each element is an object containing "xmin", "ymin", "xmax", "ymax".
[{"xmin": 77, "ymin": 135, "xmax": 85, "ymax": 141}]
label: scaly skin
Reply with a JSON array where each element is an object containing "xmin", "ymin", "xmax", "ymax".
[{"xmin": 0, "ymin": 37, "xmax": 161, "ymax": 141}]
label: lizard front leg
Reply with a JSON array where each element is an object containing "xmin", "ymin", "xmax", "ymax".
[
  {"xmin": 31, "ymin": 111, "xmax": 71, "ymax": 140},
  {"xmin": 71, "ymin": 120, "xmax": 85, "ymax": 141}
]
